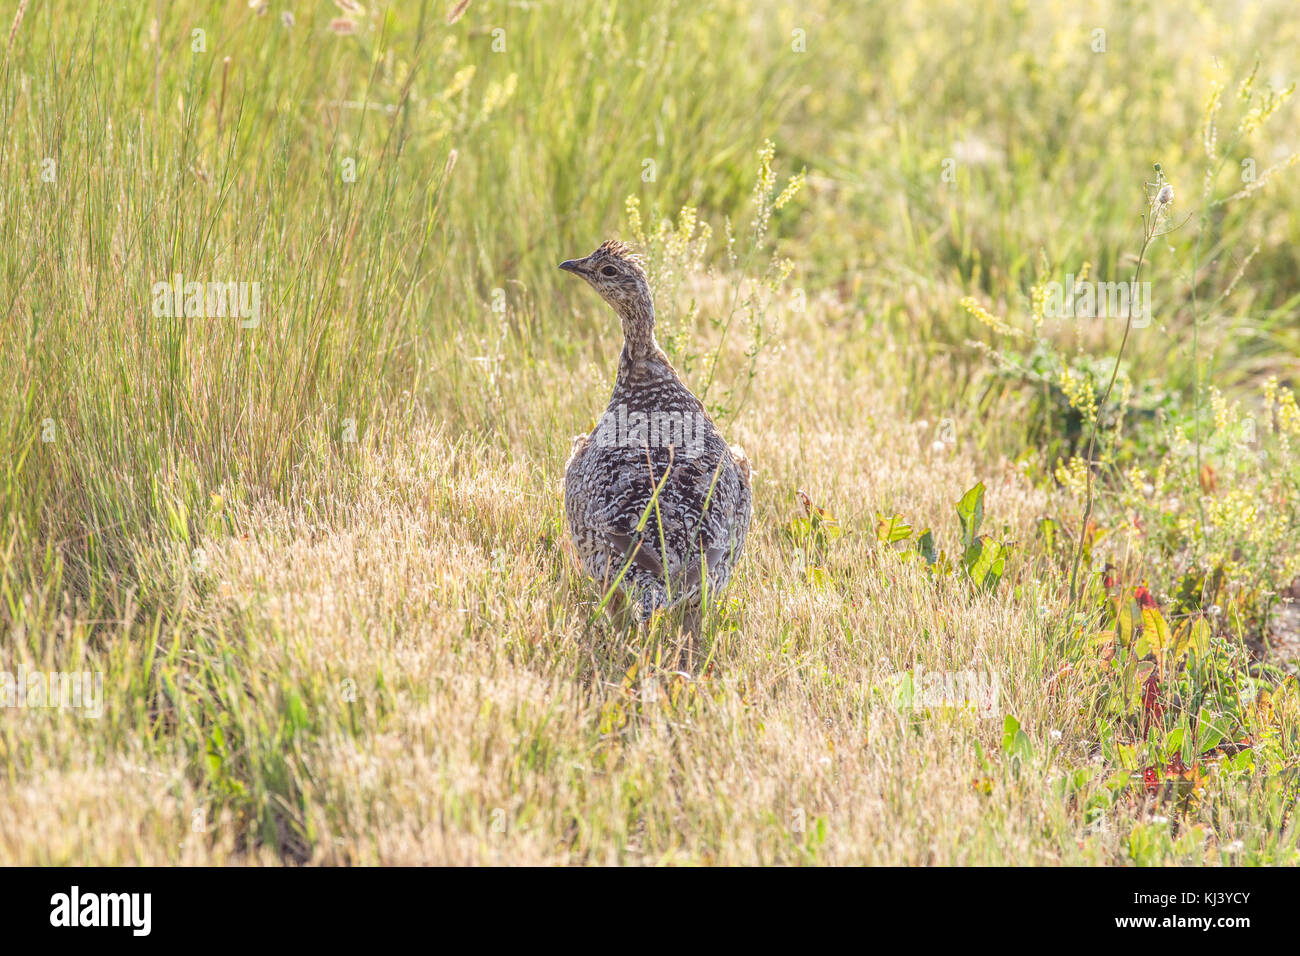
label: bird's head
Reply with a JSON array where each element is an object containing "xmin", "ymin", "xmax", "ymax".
[{"xmin": 558, "ymin": 240, "xmax": 651, "ymax": 315}]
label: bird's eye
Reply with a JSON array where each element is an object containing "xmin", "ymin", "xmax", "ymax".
[{"xmin": 600, "ymin": 265, "xmax": 618, "ymax": 277}]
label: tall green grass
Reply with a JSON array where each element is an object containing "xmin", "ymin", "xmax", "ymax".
[{"xmin": 2, "ymin": 0, "xmax": 795, "ymax": 616}]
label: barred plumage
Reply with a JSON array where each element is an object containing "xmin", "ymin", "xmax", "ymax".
[{"xmin": 559, "ymin": 241, "xmax": 752, "ymax": 627}]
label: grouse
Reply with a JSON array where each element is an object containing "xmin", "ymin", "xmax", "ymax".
[{"xmin": 560, "ymin": 240, "xmax": 752, "ymax": 632}]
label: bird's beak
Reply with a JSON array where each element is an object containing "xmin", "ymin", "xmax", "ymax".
[{"xmin": 558, "ymin": 258, "xmax": 583, "ymax": 274}]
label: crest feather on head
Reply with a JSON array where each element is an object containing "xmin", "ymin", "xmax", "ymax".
[{"xmin": 596, "ymin": 239, "xmax": 645, "ymax": 272}]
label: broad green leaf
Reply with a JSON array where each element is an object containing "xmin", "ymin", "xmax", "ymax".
[
  {"xmin": 956, "ymin": 481, "xmax": 986, "ymax": 551},
  {"xmin": 1116, "ymin": 600, "xmax": 1134, "ymax": 648},
  {"xmin": 1189, "ymin": 618, "xmax": 1212, "ymax": 659},
  {"xmin": 1141, "ymin": 607, "xmax": 1171, "ymax": 653},
  {"xmin": 1001, "ymin": 714, "xmax": 1032, "ymax": 763},
  {"xmin": 1116, "ymin": 743, "xmax": 1139, "ymax": 771},
  {"xmin": 1105, "ymin": 770, "xmax": 1131, "ymax": 792},
  {"xmin": 1162, "ymin": 727, "xmax": 1184, "ymax": 761},
  {"xmin": 1001, "ymin": 714, "xmax": 1020, "ymax": 751},
  {"xmin": 964, "ymin": 537, "xmax": 1008, "ymax": 592},
  {"xmin": 875, "ymin": 513, "xmax": 912, "ymax": 544},
  {"xmin": 916, "ymin": 528, "xmax": 937, "ymax": 566},
  {"xmin": 1195, "ymin": 715, "xmax": 1226, "ymax": 754},
  {"xmin": 982, "ymin": 540, "xmax": 1008, "ymax": 591},
  {"xmin": 1171, "ymin": 622, "xmax": 1191, "ymax": 661}
]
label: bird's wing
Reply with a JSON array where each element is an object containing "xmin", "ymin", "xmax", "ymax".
[{"xmin": 602, "ymin": 531, "xmax": 665, "ymax": 579}]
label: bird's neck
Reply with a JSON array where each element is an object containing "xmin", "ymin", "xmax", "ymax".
[{"xmin": 617, "ymin": 295, "xmax": 658, "ymax": 364}]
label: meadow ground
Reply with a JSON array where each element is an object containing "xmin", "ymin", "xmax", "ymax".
[{"xmin": 2, "ymin": 1, "xmax": 1299, "ymax": 864}]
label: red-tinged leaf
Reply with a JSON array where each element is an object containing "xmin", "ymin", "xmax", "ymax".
[
  {"xmin": 1142, "ymin": 673, "xmax": 1163, "ymax": 717},
  {"xmin": 1142, "ymin": 765, "xmax": 1160, "ymax": 794},
  {"xmin": 1135, "ymin": 585, "xmax": 1159, "ymax": 610},
  {"xmin": 797, "ymin": 489, "xmax": 835, "ymax": 522}
]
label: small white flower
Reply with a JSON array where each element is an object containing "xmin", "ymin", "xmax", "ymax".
[
  {"xmin": 1050, "ymin": 729, "xmax": 1062, "ymax": 740},
  {"xmin": 1226, "ymin": 840, "xmax": 1245, "ymax": 853},
  {"xmin": 1152, "ymin": 815, "xmax": 1169, "ymax": 825},
  {"xmin": 931, "ymin": 440, "xmax": 946, "ymax": 453}
]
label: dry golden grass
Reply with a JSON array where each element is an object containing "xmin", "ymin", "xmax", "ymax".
[{"xmin": 1, "ymin": 302, "xmax": 1127, "ymax": 865}]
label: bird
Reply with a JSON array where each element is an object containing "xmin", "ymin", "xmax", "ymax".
[{"xmin": 559, "ymin": 240, "xmax": 752, "ymax": 644}]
